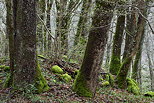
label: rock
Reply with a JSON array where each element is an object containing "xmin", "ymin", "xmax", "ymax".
[
  {"xmin": 51, "ymin": 65, "xmax": 63, "ymax": 74},
  {"xmin": 61, "ymin": 73, "xmax": 72, "ymax": 82}
]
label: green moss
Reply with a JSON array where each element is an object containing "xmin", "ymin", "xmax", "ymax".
[
  {"xmin": 62, "ymin": 55, "xmax": 68, "ymax": 61},
  {"xmin": 38, "ymin": 55, "xmax": 46, "ymax": 59},
  {"xmin": 61, "ymin": 73, "xmax": 72, "ymax": 83},
  {"xmin": 0, "ymin": 65, "xmax": 5, "ymax": 69},
  {"xmin": 144, "ymin": 91, "xmax": 154, "ymax": 97},
  {"xmin": 116, "ymin": 57, "xmax": 132, "ymax": 89},
  {"xmin": 73, "ymin": 72, "xmax": 93, "ymax": 97},
  {"xmin": 109, "ymin": 55, "xmax": 121, "ymax": 75},
  {"xmin": 108, "ymin": 74, "xmax": 114, "ymax": 86},
  {"xmin": 35, "ymin": 63, "xmax": 50, "ymax": 93},
  {"xmin": 126, "ymin": 78, "xmax": 140, "ymax": 95},
  {"xmin": 51, "ymin": 65, "xmax": 63, "ymax": 74},
  {"xmin": 0, "ymin": 65, "xmax": 10, "ymax": 72},
  {"xmin": 104, "ymin": 73, "xmax": 114, "ymax": 86},
  {"xmin": 74, "ymin": 70, "xmax": 79, "ymax": 76},
  {"xmin": 102, "ymin": 81, "xmax": 110, "ymax": 86},
  {"xmin": 4, "ymin": 66, "xmax": 10, "ymax": 72},
  {"xmin": 99, "ymin": 77, "xmax": 104, "ymax": 82}
]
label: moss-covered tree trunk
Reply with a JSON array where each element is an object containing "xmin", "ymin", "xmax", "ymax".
[
  {"xmin": 73, "ymin": 0, "xmax": 115, "ymax": 97},
  {"xmin": 109, "ymin": 15, "xmax": 125, "ymax": 75},
  {"xmin": 74, "ymin": 0, "xmax": 92, "ymax": 46},
  {"xmin": 5, "ymin": 0, "xmax": 14, "ymax": 87},
  {"xmin": 11, "ymin": 0, "xmax": 49, "ymax": 92},
  {"xmin": 116, "ymin": 0, "xmax": 147, "ymax": 89},
  {"xmin": 132, "ymin": 0, "xmax": 148, "ymax": 82}
]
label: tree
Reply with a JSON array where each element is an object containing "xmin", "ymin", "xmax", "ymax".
[
  {"xmin": 116, "ymin": 0, "xmax": 147, "ymax": 89},
  {"xmin": 109, "ymin": 14, "xmax": 125, "ymax": 75},
  {"xmin": 73, "ymin": 0, "xmax": 115, "ymax": 97},
  {"xmin": 5, "ymin": 0, "xmax": 49, "ymax": 92},
  {"xmin": 145, "ymin": 36, "xmax": 154, "ymax": 92},
  {"xmin": 56, "ymin": 0, "xmax": 80, "ymax": 55},
  {"xmin": 74, "ymin": 0, "xmax": 92, "ymax": 46},
  {"xmin": 5, "ymin": 0, "xmax": 14, "ymax": 87}
]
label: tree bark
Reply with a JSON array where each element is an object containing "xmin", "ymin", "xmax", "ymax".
[
  {"xmin": 73, "ymin": 0, "xmax": 115, "ymax": 97},
  {"xmin": 10, "ymin": 0, "xmax": 49, "ymax": 92},
  {"xmin": 116, "ymin": 0, "xmax": 147, "ymax": 89},
  {"xmin": 146, "ymin": 39, "xmax": 154, "ymax": 92},
  {"xmin": 5, "ymin": 0, "xmax": 14, "ymax": 87},
  {"xmin": 109, "ymin": 15, "xmax": 125, "ymax": 75}
]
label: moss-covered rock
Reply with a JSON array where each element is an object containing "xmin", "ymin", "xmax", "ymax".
[
  {"xmin": 101, "ymin": 81, "xmax": 110, "ymax": 87},
  {"xmin": 144, "ymin": 91, "xmax": 154, "ymax": 97},
  {"xmin": 35, "ymin": 63, "xmax": 50, "ymax": 93},
  {"xmin": 51, "ymin": 65, "xmax": 63, "ymax": 74},
  {"xmin": 61, "ymin": 73, "xmax": 72, "ymax": 83},
  {"xmin": 126, "ymin": 78, "xmax": 140, "ymax": 95},
  {"xmin": 73, "ymin": 72, "xmax": 93, "ymax": 97}
]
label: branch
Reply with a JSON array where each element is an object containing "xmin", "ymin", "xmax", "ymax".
[
  {"xmin": 134, "ymin": 7, "xmax": 154, "ymax": 34},
  {"xmin": 37, "ymin": 14, "xmax": 55, "ymax": 40}
]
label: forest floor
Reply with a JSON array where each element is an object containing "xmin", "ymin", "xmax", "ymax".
[{"xmin": 0, "ymin": 57, "xmax": 154, "ymax": 103}]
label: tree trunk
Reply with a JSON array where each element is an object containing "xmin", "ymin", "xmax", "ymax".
[
  {"xmin": 5, "ymin": 0, "xmax": 14, "ymax": 87},
  {"xmin": 74, "ymin": 0, "xmax": 92, "ymax": 46},
  {"xmin": 116, "ymin": 0, "xmax": 147, "ymax": 89},
  {"xmin": 73, "ymin": 0, "xmax": 115, "ymax": 97},
  {"xmin": 146, "ymin": 40, "xmax": 154, "ymax": 92},
  {"xmin": 10, "ymin": 0, "xmax": 49, "ymax": 92},
  {"xmin": 132, "ymin": 29, "xmax": 145, "ymax": 80},
  {"xmin": 109, "ymin": 15, "xmax": 125, "ymax": 75}
]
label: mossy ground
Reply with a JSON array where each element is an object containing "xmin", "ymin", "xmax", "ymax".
[
  {"xmin": 2, "ymin": 63, "xmax": 49, "ymax": 93},
  {"xmin": 0, "ymin": 59, "xmax": 153, "ymax": 102}
]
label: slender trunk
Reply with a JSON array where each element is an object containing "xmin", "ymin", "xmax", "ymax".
[
  {"xmin": 132, "ymin": 29, "xmax": 145, "ymax": 80},
  {"xmin": 74, "ymin": 0, "xmax": 92, "ymax": 46},
  {"xmin": 109, "ymin": 15, "xmax": 125, "ymax": 75},
  {"xmin": 146, "ymin": 42, "xmax": 154, "ymax": 92},
  {"xmin": 116, "ymin": 0, "xmax": 147, "ymax": 89},
  {"xmin": 55, "ymin": 0, "xmax": 80, "ymax": 56},
  {"xmin": 5, "ymin": 0, "xmax": 14, "ymax": 87}
]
